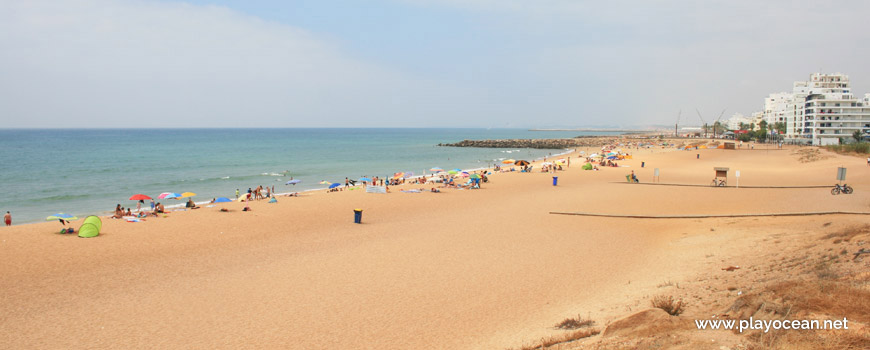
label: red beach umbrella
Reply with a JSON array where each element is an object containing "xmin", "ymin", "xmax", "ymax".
[{"xmin": 129, "ymin": 194, "xmax": 152, "ymax": 201}]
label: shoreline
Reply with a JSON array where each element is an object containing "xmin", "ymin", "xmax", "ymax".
[{"xmin": 7, "ymin": 145, "xmax": 582, "ymax": 226}]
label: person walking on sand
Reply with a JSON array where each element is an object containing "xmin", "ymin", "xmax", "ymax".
[{"xmin": 4, "ymin": 211, "xmax": 11, "ymax": 226}]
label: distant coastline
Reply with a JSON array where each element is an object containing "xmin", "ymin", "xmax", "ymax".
[{"xmin": 528, "ymin": 128, "xmax": 656, "ymax": 133}]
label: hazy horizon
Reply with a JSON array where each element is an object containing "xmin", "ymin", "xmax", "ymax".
[{"xmin": 2, "ymin": 0, "xmax": 869, "ymax": 128}]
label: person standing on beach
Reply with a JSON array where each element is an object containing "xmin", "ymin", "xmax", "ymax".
[
  {"xmin": 345, "ymin": 177, "xmax": 349, "ymax": 188},
  {"xmin": 150, "ymin": 199, "xmax": 156, "ymax": 211},
  {"xmin": 4, "ymin": 211, "xmax": 11, "ymax": 226},
  {"xmin": 235, "ymin": 189, "xmax": 240, "ymax": 199},
  {"xmin": 137, "ymin": 200, "xmax": 143, "ymax": 212}
]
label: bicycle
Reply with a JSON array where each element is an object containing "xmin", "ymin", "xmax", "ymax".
[
  {"xmin": 831, "ymin": 184, "xmax": 854, "ymax": 195},
  {"xmin": 710, "ymin": 178, "xmax": 726, "ymax": 187}
]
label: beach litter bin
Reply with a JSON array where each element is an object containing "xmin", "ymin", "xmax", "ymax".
[
  {"xmin": 641, "ymin": 161, "xmax": 645, "ymax": 168},
  {"xmin": 552, "ymin": 177, "xmax": 558, "ymax": 186},
  {"xmin": 353, "ymin": 209, "xmax": 363, "ymax": 224}
]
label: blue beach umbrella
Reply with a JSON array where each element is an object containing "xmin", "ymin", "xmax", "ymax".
[
  {"xmin": 452, "ymin": 168, "xmax": 462, "ymax": 172},
  {"xmin": 213, "ymin": 197, "xmax": 232, "ymax": 203},
  {"xmin": 607, "ymin": 156, "xmax": 617, "ymax": 160},
  {"xmin": 358, "ymin": 177, "xmax": 372, "ymax": 182},
  {"xmin": 47, "ymin": 213, "xmax": 77, "ymax": 221},
  {"xmin": 329, "ymin": 183, "xmax": 341, "ymax": 189},
  {"xmin": 286, "ymin": 179, "xmax": 302, "ymax": 185}
]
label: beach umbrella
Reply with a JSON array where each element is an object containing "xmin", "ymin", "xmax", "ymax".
[
  {"xmin": 457, "ymin": 172, "xmax": 469, "ymax": 177},
  {"xmin": 158, "ymin": 192, "xmax": 181, "ymax": 199},
  {"xmin": 358, "ymin": 177, "xmax": 372, "ymax": 182},
  {"xmin": 447, "ymin": 170, "xmax": 458, "ymax": 175},
  {"xmin": 502, "ymin": 159, "xmax": 515, "ymax": 164},
  {"xmin": 469, "ymin": 174, "xmax": 481, "ymax": 179},
  {"xmin": 128, "ymin": 194, "xmax": 152, "ymax": 201},
  {"xmin": 47, "ymin": 213, "xmax": 78, "ymax": 221},
  {"xmin": 589, "ymin": 153, "xmax": 599, "ymax": 158},
  {"xmin": 179, "ymin": 192, "xmax": 197, "ymax": 199},
  {"xmin": 403, "ymin": 171, "xmax": 415, "ymax": 178},
  {"xmin": 541, "ymin": 162, "xmax": 553, "ymax": 166},
  {"xmin": 606, "ymin": 156, "xmax": 617, "ymax": 160},
  {"xmin": 328, "ymin": 183, "xmax": 341, "ymax": 189},
  {"xmin": 514, "ymin": 160, "xmax": 529, "ymax": 166},
  {"xmin": 392, "ymin": 172, "xmax": 404, "ymax": 179},
  {"xmin": 429, "ymin": 167, "xmax": 443, "ymax": 172},
  {"xmin": 319, "ymin": 180, "xmax": 331, "ymax": 185},
  {"xmin": 213, "ymin": 197, "xmax": 232, "ymax": 203},
  {"xmin": 286, "ymin": 179, "xmax": 302, "ymax": 185}
]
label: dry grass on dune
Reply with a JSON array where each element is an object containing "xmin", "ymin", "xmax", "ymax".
[
  {"xmin": 554, "ymin": 315, "xmax": 596, "ymax": 330},
  {"xmin": 511, "ymin": 328, "xmax": 602, "ymax": 350},
  {"xmin": 650, "ymin": 295, "xmax": 686, "ymax": 316}
]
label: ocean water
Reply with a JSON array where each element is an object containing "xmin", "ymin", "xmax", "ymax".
[{"xmin": 0, "ymin": 128, "xmax": 618, "ymax": 224}]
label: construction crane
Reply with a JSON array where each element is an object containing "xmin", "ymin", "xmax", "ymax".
[
  {"xmin": 695, "ymin": 108, "xmax": 708, "ymax": 138},
  {"xmin": 713, "ymin": 109, "xmax": 726, "ymax": 138}
]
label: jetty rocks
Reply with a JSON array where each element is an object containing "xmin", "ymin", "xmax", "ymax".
[{"xmin": 438, "ymin": 136, "xmax": 620, "ymax": 149}]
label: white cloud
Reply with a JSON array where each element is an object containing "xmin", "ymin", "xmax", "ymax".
[
  {"xmin": 396, "ymin": 0, "xmax": 870, "ymax": 126},
  {"xmin": 0, "ymin": 0, "xmax": 483, "ymax": 127}
]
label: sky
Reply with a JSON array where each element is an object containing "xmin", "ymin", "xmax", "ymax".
[{"xmin": 1, "ymin": 0, "xmax": 869, "ymax": 128}]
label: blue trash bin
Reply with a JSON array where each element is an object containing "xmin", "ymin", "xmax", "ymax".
[
  {"xmin": 641, "ymin": 161, "xmax": 645, "ymax": 168},
  {"xmin": 353, "ymin": 209, "xmax": 363, "ymax": 224},
  {"xmin": 552, "ymin": 176, "xmax": 558, "ymax": 186}
]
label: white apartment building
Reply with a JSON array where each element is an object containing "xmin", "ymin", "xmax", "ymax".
[
  {"xmin": 761, "ymin": 73, "xmax": 870, "ymax": 145},
  {"xmin": 726, "ymin": 113, "xmax": 752, "ymax": 130},
  {"xmin": 801, "ymin": 73, "xmax": 870, "ymax": 145},
  {"xmin": 751, "ymin": 111, "xmax": 764, "ymax": 126},
  {"xmin": 763, "ymin": 92, "xmax": 792, "ymax": 125}
]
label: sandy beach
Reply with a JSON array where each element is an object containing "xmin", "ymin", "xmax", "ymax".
[{"xmin": 2, "ymin": 142, "xmax": 869, "ymax": 349}]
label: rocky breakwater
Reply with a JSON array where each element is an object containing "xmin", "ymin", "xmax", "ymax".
[{"xmin": 438, "ymin": 136, "xmax": 619, "ymax": 149}]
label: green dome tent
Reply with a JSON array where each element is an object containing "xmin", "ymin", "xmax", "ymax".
[
  {"xmin": 78, "ymin": 216, "xmax": 102, "ymax": 238},
  {"xmin": 582, "ymin": 163, "xmax": 593, "ymax": 170}
]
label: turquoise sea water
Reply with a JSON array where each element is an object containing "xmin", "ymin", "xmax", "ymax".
[{"xmin": 0, "ymin": 128, "xmax": 617, "ymax": 224}]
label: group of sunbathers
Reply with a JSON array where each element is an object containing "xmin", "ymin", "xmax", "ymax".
[{"xmin": 110, "ymin": 202, "xmax": 164, "ymax": 219}]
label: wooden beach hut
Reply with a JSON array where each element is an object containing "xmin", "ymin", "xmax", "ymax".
[{"xmin": 713, "ymin": 167, "xmax": 729, "ymax": 186}]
